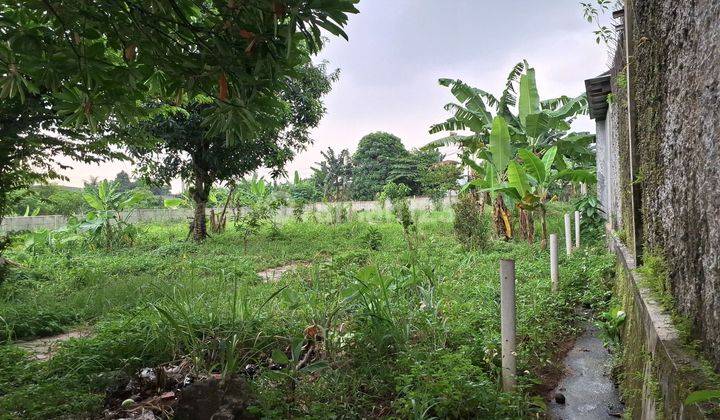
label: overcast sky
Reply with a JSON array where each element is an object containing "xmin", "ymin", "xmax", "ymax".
[{"xmin": 58, "ymin": 0, "xmax": 610, "ymax": 191}]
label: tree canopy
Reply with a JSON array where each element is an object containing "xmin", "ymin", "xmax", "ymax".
[
  {"xmin": 0, "ymin": 1, "xmax": 358, "ymax": 141},
  {"xmin": 351, "ymin": 132, "xmax": 410, "ymax": 200}
]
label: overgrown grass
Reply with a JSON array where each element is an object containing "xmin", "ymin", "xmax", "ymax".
[{"xmin": 0, "ymin": 206, "xmax": 614, "ymax": 418}]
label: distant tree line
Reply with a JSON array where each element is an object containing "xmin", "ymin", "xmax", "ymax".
[{"xmin": 308, "ymin": 131, "xmax": 461, "ymax": 202}]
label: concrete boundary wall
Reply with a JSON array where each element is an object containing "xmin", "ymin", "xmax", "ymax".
[
  {"xmin": 608, "ymin": 226, "xmax": 714, "ymax": 419},
  {"xmin": 0, "ymin": 196, "xmax": 452, "ymax": 233}
]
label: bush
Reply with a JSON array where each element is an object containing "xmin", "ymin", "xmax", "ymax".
[
  {"xmin": 452, "ymin": 193, "xmax": 490, "ymax": 250},
  {"xmin": 382, "ymin": 182, "xmax": 415, "ymax": 235},
  {"xmin": 327, "ymin": 202, "xmax": 351, "ymax": 224},
  {"xmin": 574, "ymin": 195, "xmax": 605, "ymax": 240},
  {"xmin": 361, "ymin": 226, "xmax": 382, "ymax": 251}
]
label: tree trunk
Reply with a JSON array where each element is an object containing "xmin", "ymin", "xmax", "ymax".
[
  {"xmin": 190, "ymin": 168, "xmax": 212, "ymax": 242},
  {"xmin": 193, "ymin": 199, "xmax": 207, "ymax": 241},
  {"xmin": 493, "ymin": 195, "xmax": 512, "ymax": 241},
  {"xmin": 519, "ymin": 209, "xmax": 534, "ymax": 244},
  {"xmin": 540, "ymin": 205, "xmax": 548, "ymax": 250}
]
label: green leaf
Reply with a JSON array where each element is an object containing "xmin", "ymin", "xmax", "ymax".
[
  {"xmin": 518, "ymin": 68, "xmax": 540, "ymax": 126},
  {"xmin": 507, "ymin": 161, "xmax": 530, "ymax": 197},
  {"xmin": 98, "ymin": 180, "xmax": 109, "ymax": 201},
  {"xmin": 271, "ymin": 349, "xmax": 290, "ymax": 365},
  {"xmin": 300, "ymin": 360, "xmax": 330, "ymax": 373},
  {"xmin": 542, "ymin": 146, "xmax": 558, "ymax": 175},
  {"xmin": 685, "ymin": 390, "xmax": 720, "ymax": 405},
  {"xmin": 83, "ymin": 193, "xmax": 105, "ymax": 211},
  {"xmin": 524, "ymin": 112, "xmax": 551, "ymax": 138},
  {"xmin": 120, "ymin": 193, "xmax": 143, "ymax": 210},
  {"xmin": 518, "ymin": 149, "xmax": 545, "ymax": 183},
  {"xmin": 429, "ymin": 117, "xmax": 467, "ymax": 134},
  {"xmin": 444, "ymin": 103, "xmax": 488, "ymax": 133},
  {"xmin": 480, "ymin": 185, "xmax": 522, "ymax": 201},
  {"xmin": 489, "ymin": 117, "xmax": 511, "ymax": 173},
  {"xmin": 163, "ymin": 198, "xmax": 185, "ymax": 209},
  {"xmin": 439, "ymin": 79, "xmax": 493, "ymax": 125},
  {"xmin": 484, "ymin": 163, "xmax": 498, "ymax": 187},
  {"xmin": 547, "ymin": 94, "xmax": 588, "ymax": 119},
  {"xmin": 555, "ymin": 169, "xmax": 596, "ymax": 184}
]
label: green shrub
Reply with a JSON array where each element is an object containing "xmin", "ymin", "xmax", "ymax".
[
  {"xmin": 395, "ymin": 348, "xmax": 509, "ymax": 418},
  {"xmin": 452, "ymin": 194, "xmax": 490, "ymax": 250},
  {"xmin": 383, "ymin": 182, "xmax": 415, "ymax": 235},
  {"xmin": 574, "ymin": 195, "xmax": 605, "ymax": 241},
  {"xmin": 361, "ymin": 226, "xmax": 382, "ymax": 251},
  {"xmin": 327, "ymin": 202, "xmax": 351, "ymax": 224}
]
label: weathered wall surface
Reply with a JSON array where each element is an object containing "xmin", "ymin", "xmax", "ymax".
[
  {"xmin": 610, "ymin": 232, "xmax": 714, "ymax": 419},
  {"xmin": 630, "ymin": 0, "xmax": 720, "ymax": 368}
]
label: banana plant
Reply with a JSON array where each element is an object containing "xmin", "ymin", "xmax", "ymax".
[
  {"xmin": 427, "ymin": 62, "xmax": 594, "ymax": 178},
  {"xmin": 460, "ymin": 117, "xmax": 514, "ymax": 240},
  {"xmin": 428, "ymin": 62, "xmax": 595, "ymax": 244},
  {"xmin": 481, "ymin": 146, "xmax": 596, "ymax": 248},
  {"xmin": 79, "ymin": 180, "xmax": 143, "ymax": 248}
]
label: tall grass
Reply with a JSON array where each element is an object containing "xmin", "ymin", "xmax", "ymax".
[{"xmin": 0, "ymin": 208, "xmax": 614, "ymax": 418}]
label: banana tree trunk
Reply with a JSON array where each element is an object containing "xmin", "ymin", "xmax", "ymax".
[
  {"xmin": 493, "ymin": 195, "xmax": 512, "ymax": 241},
  {"xmin": 519, "ymin": 209, "xmax": 534, "ymax": 244},
  {"xmin": 540, "ymin": 205, "xmax": 548, "ymax": 250}
]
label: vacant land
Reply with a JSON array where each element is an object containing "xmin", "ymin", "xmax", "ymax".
[{"xmin": 0, "ymin": 206, "xmax": 613, "ymax": 418}]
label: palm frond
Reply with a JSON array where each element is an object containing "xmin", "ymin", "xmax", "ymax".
[
  {"xmin": 422, "ymin": 133, "xmax": 486, "ymax": 151},
  {"xmin": 439, "ymin": 79, "xmax": 493, "ymax": 123},
  {"xmin": 498, "ymin": 61, "xmax": 527, "ymax": 111}
]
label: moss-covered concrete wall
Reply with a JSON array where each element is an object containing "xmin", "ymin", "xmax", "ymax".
[
  {"xmin": 618, "ymin": 0, "xmax": 720, "ymax": 370},
  {"xmin": 609, "ymin": 35, "xmax": 634, "ymax": 249},
  {"xmin": 610, "ymin": 233, "xmax": 715, "ymax": 419}
]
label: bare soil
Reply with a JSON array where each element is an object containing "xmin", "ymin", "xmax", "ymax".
[{"xmin": 15, "ymin": 329, "xmax": 92, "ymax": 360}]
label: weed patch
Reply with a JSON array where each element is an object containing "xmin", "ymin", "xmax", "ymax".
[{"xmin": 0, "ymin": 211, "xmax": 614, "ymax": 418}]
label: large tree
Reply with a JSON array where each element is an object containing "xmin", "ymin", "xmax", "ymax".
[
  {"xmin": 388, "ymin": 148, "xmax": 442, "ymax": 196},
  {"xmin": 351, "ymin": 132, "xmax": 411, "ymax": 200},
  {"xmin": 132, "ymin": 62, "xmax": 336, "ymax": 241},
  {"xmin": 0, "ymin": 1, "xmax": 357, "ymax": 246}
]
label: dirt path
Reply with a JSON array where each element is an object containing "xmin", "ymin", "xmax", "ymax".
[
  {"xmin": 548, "ymin": 321, "xmax": 623, "ymax": 419},
  {"xmin": 257, "ymin": 261, "xmax": 310, "ymax": 282},
  {"xmin": 15, "ymin": 329, "xmax": 92, "ymax": 361}
]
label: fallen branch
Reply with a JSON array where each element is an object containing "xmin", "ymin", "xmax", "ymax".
[{"xmin": 0, "ymin": 257, "xmax": 22, "ymax": 268}]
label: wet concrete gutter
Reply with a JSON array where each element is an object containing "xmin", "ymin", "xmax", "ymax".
[{"xmin": 548, "ymin": 321, "xmax": 623, "ymax": 419}]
